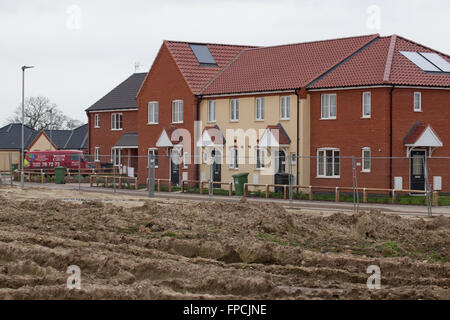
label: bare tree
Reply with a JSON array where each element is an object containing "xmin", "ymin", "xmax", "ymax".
[{"xmin": 7, "ymin": 96, "xmax": 82, "ymax": 130}]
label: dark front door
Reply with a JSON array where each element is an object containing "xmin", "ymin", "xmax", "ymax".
[
  {"xmin": 277, "ymin": 151, "xmax": 286, "ymax": 173},
  {"xmin": 170, "ymin": 150, "xmax": 180, "ymax": 185},
  {"xmin": 212, "ymin": 150, "xmax": 221, "ymax": 188},
  {"xmin": 410, "ymin": 150, "xmax": 426, "ymax": 191}
]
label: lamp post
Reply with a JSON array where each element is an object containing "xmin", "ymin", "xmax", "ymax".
[{"xmin": 21, "ymin": 66, "xmax": 34, "ymax": 189}]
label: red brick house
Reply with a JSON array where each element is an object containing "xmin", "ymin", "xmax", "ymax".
[
  {"xmin": 136, "ymin": 41, "xmax": 255, "ymax": 185},
  {"xmin": 307, "ymin": 35, "xmax": 450, "ymax": 192},
  {"xmin": 86, "ymin": 73, "xmax": 146, "ymax": 176}
]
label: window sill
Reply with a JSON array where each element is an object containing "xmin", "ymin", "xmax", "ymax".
[
  {"xmin": 229, "ymin": 168, "xmax": 239, "ymax": 170},
  {"xmin": 94, "ymin": 126, "xmax": 100, "ymax": 129},
  {"xmin": 361, "ymin": 170, "xmax": 371, "ymax": 174},
  {"xmin": 320, "ymin": 118, "xmax": 337, "ymax": 121},
  {"xmin": 414, "ymin": 110, "xmax": 423, "ymax": 113},
  {"xmin": 111, "ymin": 129, "xmax": 123, "ymax": 131},
  {"xmin": 229, "ymin": 120, "xmax": 239, "ymax": 123},
  {"xmin": 255, "ymin": 119, "xmax": 265, "ymax": 122},
  {"xmin": 361, "ymin": 116, "xmax": 371, "ymax": 119},
  {"xmin": 316, "ymin": 176, "xmax": 341, "ymax": 179},
  {"xmin": 280, "ymin": 118, "xmax": 290, "ymax": 121},
  {"xmin": 171, "ymin": 121, "xmax": 184, "ymax": 124},
  {"xmin": 207, "ymin": 120, "xmax": 216, "ymax": 124},
  {"xmin": 148, "ymin": 122, "xmax": 159, "ymax": 125}
]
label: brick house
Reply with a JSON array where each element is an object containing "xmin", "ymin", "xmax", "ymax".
[
  {"xmin": 136, "ymin": 41, "xmax": 254, "ymax": 185},
  {"xmin": 85, "ymin": 73, "xmax": 146, "ymax": 176},
  {"xmin": 307, "ymin": 35, "xmax": 450, "ymax": 192}
]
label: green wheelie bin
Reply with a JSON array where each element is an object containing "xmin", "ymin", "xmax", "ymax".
[
  {"xmin": 232, "ymin": 172, "xmax": 249, "ymax": 196},
  {"xmin": 55, "ymin": 167, "xmax": 66, "ymax": 184}
]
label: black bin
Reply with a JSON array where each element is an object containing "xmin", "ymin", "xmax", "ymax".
[{"xmin": 274, "ymin": 173, "xmax": 293, "ymax": 193}]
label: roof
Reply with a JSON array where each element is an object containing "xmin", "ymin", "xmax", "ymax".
[
  {"xmin": 164, "ymin": 41, "xmax": 257, "ymax": 94},
  {"xmin": 0, "ymin": 123, "xmax": 37, "ymax": 150},
  {"xmin": 44, "ymin": 124, "xmax": 88, "ymax": 150},
  {"xmin": 114, "ymin": 132, "xmax": 138, "ymax": 148},
  {"xmin": 309, "ymin": 35, "xmax": 450, "ymax": 89},
  {"xmin": 259, "ymin": 123, "xmax": 291, "ymax": 147},
  {"xmin": 86, "ymin": 73, "xmax": 147, "ymax": 112},
  {"xmin": 197, "ymin": 125, "xmax": 226, "ymax": 147},
  {"xmin": 404, "ymin": 122, "xmax": 443, "ymax": 147},
  {"xmin": 200, "ymin": 34, "xmax": 380, "ymax": 95},
  {"xmin": 156, "ymin": 126, "xmax": 181, "ymax": 147}
]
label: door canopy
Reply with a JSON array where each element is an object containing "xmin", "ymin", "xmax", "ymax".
[
  {"xmin": 258, "ymin": 123, "xmax": 291, "ymax": 148},
  {"xmin": 404, "ymin": 122, "xmax": 442, "ymax": 156},
  {"xmin": 197, "ymin": 125, "xmax": 226, "ymax": 147},
  {"xmin": 156, "ymin": 127, "xmax": 182, "ymax": 148}
]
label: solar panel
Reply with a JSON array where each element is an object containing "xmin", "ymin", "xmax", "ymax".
[
  {"xmin": 419, "ymin": 52, "xmax": 450, "ymax": 72},
  {"xmin": 189, "ymin": 44, "xmax": 217, "ymax": 65},
  {"xmin": 400, "ymin": 51, "xmax": 441, "ymax": 72}
]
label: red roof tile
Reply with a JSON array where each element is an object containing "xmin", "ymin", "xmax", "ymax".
[
  {"xmin": 309, "ymin": 35, "xmax": 450, "ymax": 88},
  {"xmin": 404, "ymin": 122, "xmax": 428, "ymax": 145},
  {"xmin": 200, "ymin": 34, "xmax": 379, "ymax": 95},
  {"xmin": 165, "ymin": 41, "xmax": 256, "ymax": 94},
  {"xmin": 264, "ymin": 124, "xmax": 291, "ymax": 145}
]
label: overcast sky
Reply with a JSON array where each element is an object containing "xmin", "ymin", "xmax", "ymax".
[{"xmin": 1, "ymin": 0, "xmax": 449, "ymax": 125}]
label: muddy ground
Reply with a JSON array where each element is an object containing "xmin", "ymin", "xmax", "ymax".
[{"xmin": 0, "ymin": 186, "xmax": 448, "ymax": 300}]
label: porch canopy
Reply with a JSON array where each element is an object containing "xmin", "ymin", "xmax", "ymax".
[
  {"xmin": 114, "ymin": 132, "xmax": 138, "ymax": 149},
  {"xmin": 258, "ymin": 123, "xmax": 291, "ymax": 148},
  {"xmin": 156, "ymin": 127, "xmax": 183, "ymax": 148},
  {"xmin": 404, "ymin": 122, "xmax": 442, "ymax": 156},
  {"xmin": 196, "ymin": 125, "xmax": 226, "ymax": 147}
]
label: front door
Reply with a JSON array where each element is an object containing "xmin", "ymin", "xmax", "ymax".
[
  {"xmin": 211, "ymin": 150, "xmax": 221, "ymax": 188},
  {"xmin": 410, "ymin": 150, "xmax": 426, "ymax": 191},
  {"xmin": 170, "ymin": 149, "xmax": 180, "ymax": 185}
]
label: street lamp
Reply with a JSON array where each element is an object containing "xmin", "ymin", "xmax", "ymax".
[{"xmin": 21, "ymin": 65, "xmax": 34, "ymax": 189}]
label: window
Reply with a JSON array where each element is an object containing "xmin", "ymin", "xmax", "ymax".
[
  {"xmin": 362, "ymin": 147, "xmax": 371, "ymax": 172},
  {"xmin": 229, "ymin": 148, "xmax": 238, "ymax": 169},
  {"xmin": 148, "ymin": 102, "xmax": 158, "ymax": 124},
  {"xmin": 280, "ymin": 96, "xmax": 290, "ymax": 120},
  {"xmin": 111, "ymin": 113, "xmax": 123, "ymax": 130},
  {"xmin": 208, "ymin": 100, "xmax": 216, "ymax": 122},
  {"xmin": 111, "ymin": 149, "xmax": 121, "ymax": 166},
  {"xmin": 183, "ymin": 152, "xmax": 189, "ymax": 169},
  {"xmin": 230, "ymin": 99, "xmax": 239, "ymax": 121},
  {"xmin": 94, "ymin": 147, "xmax": 100, "ymax": 162},
  {"xmin": 94, "ymin": 114, "xmax": 100, "ymax": 128},
  {"xmin": 256, "ymin": 148, "xmax": 265, "ymax": 169},
  {"xmin": 172, "ymin": 100, "xmax": 184, "ymax": 123},
  {"xmin": 256, "ymin": 97, "xmax": 265, "ymax": 121},
  {"xmin": 362, "ymin": 92, "xmax": 371, "ymax": 118},
  {"xmin": 321, "ymin": 94, "xmax": 337, "ymax": 119},
  {"xmin": 317, "ymin": 148, "xmax": 340, "ymax": 177},
  {"xmin": 148, "ymin": 148, "xmax": 158, "ymax": 168},
  {"xmin": 414, "ymin": 92, "xmax": 422, "ymax": 112}
]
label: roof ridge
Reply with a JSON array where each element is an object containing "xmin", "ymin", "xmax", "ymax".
[
  {"xmin": 395, "ymin": 35, "xmax": 450, "ymax": 59},
  {"xmin": 63, "ymin": 129, "xmax": 75, "ymax": 149},
  {"xmin": 242, "ymin": 33, "xmax": 380, "ymax": 53},
  {"xmin": 383, "ymin": 35, "xmax": 398, "ymax": 82},
  {"xmin": 164, "ymin": 40, "xmax": 258, "ymax": 48}
]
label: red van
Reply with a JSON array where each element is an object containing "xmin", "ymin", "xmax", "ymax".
[{"xmin": 24, "ymin": 150, "xmax": 95, "ymax": 170}]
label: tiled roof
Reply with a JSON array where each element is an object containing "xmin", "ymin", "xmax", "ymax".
[
  {"xmin": 44, "ymin": 124, "xmax": 88, "ymax": 150},
  {"xmin": 264, "ymin": 124, "xmax": 291, "ymax": 146},
  {"xmin": 165, "ymin": 41, "xmax": 256, "ymax": 94},
  {"xmin": 404, "ymin": 122, "xmax": 428, "ymax": 145},
  {"xmin": 0, "ymin": 123, "xmax": 37, "ymax": 150},
  {"xmin": 86, "ymin": 73, "xmax": 147, "ymax": 111},
  {"xmin": 203, "ymin": 125, "xmax": 226, "ymax": 145},
  {"xmin": 200, "ymin": 34, "xmax": 379, "ymax": 95},
  {"xmin": 114, "ymin": 132, "xmax": 138, "ymax": 148},
  {"xmin": 309, "ymin": 35, "xmax": 450, "ymax": 88}
]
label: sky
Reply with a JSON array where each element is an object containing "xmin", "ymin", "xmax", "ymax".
[{"xmin": 1, "ymin": 0, "xmax": 449, "ymax": 125}]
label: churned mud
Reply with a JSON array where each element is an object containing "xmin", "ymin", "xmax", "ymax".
[{"xmin": 0, "ymin": 186, "xmax": 448, "ymax": 300}]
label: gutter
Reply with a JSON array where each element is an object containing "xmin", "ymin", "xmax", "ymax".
[
  {"xmin": 196, "ymin": 95, "xmax": 203, "ymax": 181},
  {"xmin": 295, "ymin": 89, "xmax": 300, "ymax": 185},
  {"xmin": 389, "ymin": 85, "xmax": 395, "ymax": 189}
]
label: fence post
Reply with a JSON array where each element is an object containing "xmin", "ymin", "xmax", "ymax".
[
  {"xmin": 169, "ymin": 181, "xmax": 172, "ymax": 192},
  {"xmin": 309, "ymin": 186, "xmax": 313, "ymax": 201},
  {"xmin": 391, "ymin": 190, "xmax": 396, "ymax": 204},
  {"xmin": 90, "ymin": 175, "xmax": 93, "ymax": 187},
  {"xmin": 228, "ymin": 182, "xmax": 232, "ymax": 197},
  {"xmin": 243, "ymin": 183, "xmax": 248, "ymax": 198},
  {"xmin": 181, "ymin": 180, "xmax": 184, "ymax": 193},
  {"xmin": 199, "ymin": 181, "xmax": 203, "ymax": 194},
  {"xmin": 335, "ymin": 187, "xmax": 340, "ymax": 202},
  {"xmin": 432, "ymin": 191, "xmax": 439, "ymax": 207},
  {"xmin": 105, "ymin": 176, "xmax": 108, "ymax": 188},
  {"xmin": 265, "ymin": 184, "xmax": 269, "ymax": 199},
  {"xmin": 284, "ymin": 185, "xmax": 287, "ymax": 200},
  {"xmin": 41, "ymin": 169, "xmax": 44, "ymax": 184},
  {"xmin": 9, "ymin": 153, "xmax": 13, "ymax": 187},
  {"xmin": 157, "ymin": 179, "xmax": 160, "ymax": 192},
  {"xmin": 363, "ymin": 188, "xmax": 367, "ymax": 203}
]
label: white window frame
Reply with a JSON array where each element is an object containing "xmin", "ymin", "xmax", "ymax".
[
  {"xmin": 208, "ymin": 100, "xmax": 216, "ymax": 123},
  {"xmin": 362, "ymin": 92, "xmax": 371, "ymax": 118},
  {"xmin": 94, "ymin": 147, "xmax": 100, "ymax": 162},
  {"xmin": 280, "ymin": 96, "xmax": 290, "ymax": 120},
  {"xmin": 172, "ymin": 100, "xmax": 184, "ymax": 124},
  {"xmin": 94, "ymin": 114, "xmax": 100, "ymax": 128},
  {"xmin": 321, "ymin": 94, "xmax": 337, "ymax": 120},
  {"xmin": 317, "ymin": 148, "xmax": 340, "ymax": 178},
  {"xmin": 229, "ymin": 148, "xmax": 239, "ymax": 169},
  {"xmin": 230, "ymin": 99, "xmax": 239, "ymax": 122},
  {"xmin": 111, "ymin": 148, "xmax": 121, "ymax": 166},
  {"xmin": 256, "ymin": 148, "xmax": 265, "ymax": 169},
  {"xmin": 111, "ymin": 113, "xmax": 123, "ymax": 131},
  {"xmin": 148, "ymin": 148, "xmax": 158, "ymax": 168},
  {"xmin": 414, "ymin": 92, "xmax": 422, "ymax": 112},
  {"xmin": 256, "ymin": 97, "xmax": 265, "ymax": 121},
  {"xmin": 148, "ymin": 102, "xmax": 159, "ymax": 124},
  {"xmin": 362, "ymin": 147, "xmax": 371, "ymax": 173},
  {"xmin": 183, "ymin": 152, "xmax": 189, "ymax": 169}
]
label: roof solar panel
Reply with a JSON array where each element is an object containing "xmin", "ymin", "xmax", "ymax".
[
  {"xmin": 400, "ymin": 51, "xmax": 441, "ymax": 72},
  {"xmin": 419, "ymin": 52, "xmax": 450, "ymax": 72},
  {"xmin": 189, "ymin": 44, "xmax": 217, "ymax": 65}
]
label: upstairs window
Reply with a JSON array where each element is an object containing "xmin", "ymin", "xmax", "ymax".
[
  {"xmin": 172, "ymin": 100, "xmax": 184, "ymax": 123},
  {"xmin": 208, "ymin": 100, "xmax": 216, "ymax": 122},
  {"xmin": 148, "ymin": 102, "xmax": 159, "ymax": 124},
  {"xmin": 230, "ymin": 99, "xmax": 239, "ymax": 122},
  {"xmin": 362, "ymin": 92, "xmax": 371, "ymax": 118},
  {"xmin": 94, "ymin": 114, "xmax": 100, "ymax": 128},
  {"xmin": 414, "ymin": 92, "xmax": 422, "ymax": 112},
  {"xmin": 256, "ymin": 97, "xmax": 265, "ymax": 121},
  {"xmin": 111, "ymin": 113, "xmax": 123, "ymax": 130},
  {"xmin": 280, "ymin": 96, "xmax": 290, "ymax": 120},
  {"xmin": 321, "ymin": 94, "xmax": 337, "ymax": 119}
]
